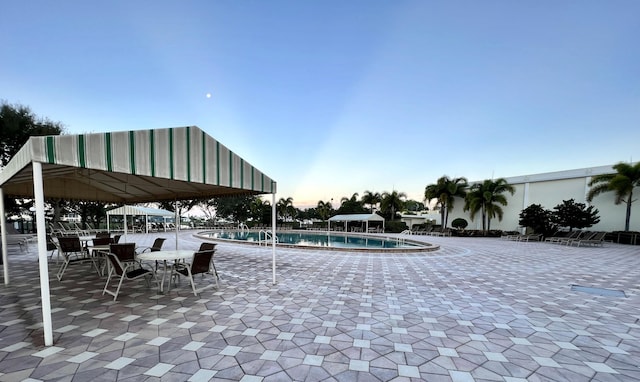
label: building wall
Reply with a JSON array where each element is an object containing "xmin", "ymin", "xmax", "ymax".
[{"xmin": 448, "ymin": 164, "xmax": 639, "ymax": 232}]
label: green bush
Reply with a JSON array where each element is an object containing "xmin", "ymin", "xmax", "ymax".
[
  {"xmin": 451, "ymin": 218, "xmax": 468, "ymax": 230},
  {"xmin": 385, "ymin": 221, "xmax": 408, "ymax": 233}
]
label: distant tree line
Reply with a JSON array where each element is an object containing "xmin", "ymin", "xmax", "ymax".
[{"xmin": 2, "ymin": 101, "xmax": 639, "ymax": 234}]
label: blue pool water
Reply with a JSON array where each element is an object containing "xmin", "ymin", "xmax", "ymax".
[{"xmin": 202, "ymin": 231, "xmax": 427, "ymax": 250}]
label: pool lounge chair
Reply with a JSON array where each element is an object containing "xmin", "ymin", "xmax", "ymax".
[
  {"xmin": 517, "ymin": 233, "xmax": 542, "ymax": 242},
  {"xmin": 571, "ymin": 231, "xmax": 607, "ymax": 247}
]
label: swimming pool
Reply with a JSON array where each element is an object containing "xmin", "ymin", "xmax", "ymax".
[{"xmin": 196, "ymin": 230, "xmax": 438, "ymax": 252}]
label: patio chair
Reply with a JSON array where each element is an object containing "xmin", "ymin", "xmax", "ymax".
[
  {"xmin": 102, "ymin": 243, "xmax": 156, "ymax": 301},
  {"xmin": 56, "ymin": 236, "xmax": 97, "ymax": 281},
  {"xmin": 168, "ymin": 249, "xmax": 217, "ymax": 296},
  {"xmin": 111, "ymin": 234, "xmax": 122, "ymax": 244},
  {"xmin": 136, "ymin": 237, "xmax": 167, "ymax": 270},
  {"xmin": 46, "ymin": 234, "xmax": 58, "ymax": 261},
  {"xmin": 198, "ymin": 242, "xmax": 219, "ymax": 280}
]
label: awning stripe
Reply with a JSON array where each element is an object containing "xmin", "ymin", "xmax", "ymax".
[
  {"xmin": 77, "ymin": 135, "xmax": 86, "ymax": 168},
  {"xmin": 46, "ymin": 136, "xmax": 55, "ymax": 164},
  {"xmin": 105, "ymin": 133, "xmax": 113, "ymax": 172},
  {"xmin": 169, "ymin": 128, "xmax": 174, "ymax": 180},
  {"xmin": 129, "ymin": 131, "xmax": 136, "ymax": 175},
  {"xmin": 216, "ymin": 141, "xmax": 220, "ymax": 185},
  {"xmin": 186, "ymin": 126, "xmax": 191, "ymax": 182},
  {"xmin": 150, "ymin": 130, "xmax": 156, "ymax": 177}
]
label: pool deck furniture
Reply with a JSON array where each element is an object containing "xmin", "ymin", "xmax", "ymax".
[
  {"xmin": 137, "ymin": 249, "xmax": 193, "ymax": 292},
  {"xmin": 2, "ymin": 232, "xmax": 639, "ymax": 381}
]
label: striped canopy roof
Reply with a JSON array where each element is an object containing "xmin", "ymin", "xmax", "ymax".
[{"xmin": 0, "ymin": 126, "xmax": 276, "ymax": 202}]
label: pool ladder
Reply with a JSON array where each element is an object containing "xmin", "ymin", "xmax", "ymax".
[{"xmin": 258, "ymin": 230, "xmax": 278, "ymax": 246}]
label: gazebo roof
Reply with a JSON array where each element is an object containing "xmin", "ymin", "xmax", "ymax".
[
  {"xmin": 328, "ymin": 213, "xmax": 385, "ymax": 222},
  {"xmin": 0, "ymin": 125, "xmax": 276, "ymax": 202},
  {"xmin": 106, "ymin": 205, "xmax": 175, "ymax": 217}
]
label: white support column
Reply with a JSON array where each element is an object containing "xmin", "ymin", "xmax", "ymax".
[
  {"xmin": 33, "ymin": 162, "xmax": 54, "ymax": 346},
  {"xmin": 0, "ymin": 187, "xmax": 9, "ymax": 284},
  {"xmin": 175, "ymin": 201, "xmax": 179, "ymax": 249},
  {"xmin": 271, "ymin": 193, "xmax": 277, "ymax": 284}
]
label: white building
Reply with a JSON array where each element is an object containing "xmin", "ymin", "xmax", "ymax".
[{"xmin": 447, "ymin": 164, "xmax": 639, "ymax": 232}]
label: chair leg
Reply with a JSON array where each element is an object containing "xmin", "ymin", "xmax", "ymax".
[
  {"xmin": 57, "ymin": 260, "xmax": 69, "ymax": 281},
  {"xmin": 187, "ymin": 268, "xmax": 197, "ymax": 296}
]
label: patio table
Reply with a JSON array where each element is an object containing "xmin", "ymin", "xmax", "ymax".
[{"xmin": 137, "ymin": 250, "xmax": 193, "ymax": 293}]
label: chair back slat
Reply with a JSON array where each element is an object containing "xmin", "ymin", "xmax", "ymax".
[
  {"xmin": 151, "ymin": 238, "xmax": 167, "ymax": 252},
  {"xmin": 191, "ymin": 250, "xmax": 214, "ymax": 274},
  {"xmin": 198, "ymin": 242, "xmax": 216, "ymax": 252},
  {"xmin": 110, "ymin": 243, "xmax": 137, "ymax": 262},
  {"xmin": 58, "ymin": 236, "xmax": 83, "ymax": 252},
  {"xmin": 92, "ymin": 237, "xmax": 112, "ymax": 246}
]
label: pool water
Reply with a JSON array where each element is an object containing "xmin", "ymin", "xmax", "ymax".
[{"xmin": 203, "ymin": 231, "xmax": 425, "ymax": 250}]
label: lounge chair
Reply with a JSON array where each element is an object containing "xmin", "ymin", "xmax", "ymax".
[
  {"xmin": 562, "ymin": 231, "xmax": 596, "ymax": 246},
  {"xmin": 545, "ymin": 230, "xmax": 581, "ymax": 243},
  {"xmin": 571, "ymin": 231, "xmax": 607, "ymax": 247},
  {"xmin": 517, "ymin": 233, "xmax": 542, "ymax": 242}
]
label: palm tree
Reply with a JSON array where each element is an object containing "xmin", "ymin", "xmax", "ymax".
[
  {"xmin": 587, "ymin": 162, "xmax": 640, "ymax": 231},
  {"xmin": 380, "ymin": 190, "xmax": 406, "ymax": 220},
  {"xmin": 424, "ymin": 176, "xmax": 467, "ymax": 230},
  {"xmin": 464, "ymin": 178, "xmax": 515, "ymax": 233},
  {"xmin": 276, "ymin": 197, "xmax": 294, "ymax": 222},
  {"xmin": 424, "ymin": 176, "xmax": 468, "ymax": 231},
  {"xmin": 316, "ymin": 200, "xmax": 333, "ymax": 222},
  {"xmin": 361, "ymin": 190, "xmax": 382, "ymax": 213}
]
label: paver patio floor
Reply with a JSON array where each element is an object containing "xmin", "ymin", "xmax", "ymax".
[{"xmin": 1, "ymin": 232, "xmax": 639, "ymax": 381}]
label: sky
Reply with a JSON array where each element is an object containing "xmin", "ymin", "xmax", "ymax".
[{"xmin": 2, "ymin": 1, "xmax": 639, "ymax": 208}]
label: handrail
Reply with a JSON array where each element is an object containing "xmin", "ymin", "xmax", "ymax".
[
  {"xmin": 259, "ymin": 230, "xmax": 278, "ymax": 246},
  {"xmin": 238, "ymin": 223, "xmax": 249, "ymax": 231}
]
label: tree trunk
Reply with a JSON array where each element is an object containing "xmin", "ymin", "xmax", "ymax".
[{"xmin": 625, "ymin": 192, "xmax": 633, "ymax": 231}]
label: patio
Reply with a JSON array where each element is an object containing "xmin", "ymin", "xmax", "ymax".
[{"xmin": 1, "ymin": 233, "xmax": 639, "ymax": 381}]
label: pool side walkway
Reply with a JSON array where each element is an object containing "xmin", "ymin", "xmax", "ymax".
[{"xmin": 0, "ymin": 232, "xmax": 639, "ymax": 381}]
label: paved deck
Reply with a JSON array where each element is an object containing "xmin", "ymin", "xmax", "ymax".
[{"xmin": 1, "ymin": 232, "xmax": 639, "ymax": 381}]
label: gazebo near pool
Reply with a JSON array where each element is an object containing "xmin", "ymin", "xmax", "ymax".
[
  {"xmin": 0, "ymin": 125, "xmax": 277, "ymax": 346},
  {"xmin": 328, "ymin": 213, "xmax": 385, "ymax": 233},
  {"xmin": 106, "ymin": 205, "xmax": 176, "ymax": 233}
]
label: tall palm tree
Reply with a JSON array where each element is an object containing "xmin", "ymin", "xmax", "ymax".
[
  {"xmin": 587, "ymin": 162, "xmax": 640, "ymax": 231},
  {"xmin": 381, "ymin": 190, "xmax": 406, "ymax": 220},
  {"xmin": 464, "ymin": 178, "xmax": 515, "ymax": 233},
  {"xmin": 316, "ymin": 200, "xmax": 333, "ymax": 222},
  {"xmin": 276, "ymin": 197, "xmax": 294, "ymax": 222},
  {"xmin": 424, "ymin": 176, "xmax": 468, "ymax": 230},
  {"xmin": 361, "ymin": 190, "xmax": 381, "ymax": 213}
]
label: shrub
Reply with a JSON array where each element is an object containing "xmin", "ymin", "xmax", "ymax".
[
  {"xmin": 385, "ymin": 221, "xmax": 408, "ymax": 233},
  {"xmin": 451, "ymin": 218, "xmax": 468, "ymax": 230}
]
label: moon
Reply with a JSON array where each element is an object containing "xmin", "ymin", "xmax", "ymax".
[{"xmin": 206, "ymin": 93, "xmax": 212, "ymax": 98}]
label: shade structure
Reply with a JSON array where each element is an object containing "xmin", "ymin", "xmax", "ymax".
[
  {"xmin": 328, "ymin": 213, "xmax": 385, "ymax": 232},
  {"xmin": 0, "ymin": 125, "xmax": 278, "ymax": 346},
  {"xmin": 106, "ymin": 205, "xmax": 176, "ymax": 233},
  {"xmin": 0, "ymin": 126, "xmax": 276, "ymax": 202}
]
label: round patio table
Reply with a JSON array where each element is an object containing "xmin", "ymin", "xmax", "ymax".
[{"xmin": 137, "ymin": 250, "xmax": 193, "ymax": 292}]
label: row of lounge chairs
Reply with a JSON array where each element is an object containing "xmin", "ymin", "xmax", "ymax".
[
  {"xmin": 544, "ymin": 231, "xmax": 607, "ymax": 247},
  {"xmin": 500, "ymin": 230, "xmax": 608, "ymax": 247},
  {"xmin": 501, "ymin": 233, "xmax": 543, "ymax": 242}
]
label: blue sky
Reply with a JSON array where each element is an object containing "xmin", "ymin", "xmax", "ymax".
[{"xmin": 2, "ymin": 1, "xmax": 639, "ymax": 208}]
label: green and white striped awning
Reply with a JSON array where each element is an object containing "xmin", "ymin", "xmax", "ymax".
[{"xmin": 0, "ymin": 125, "xmax": 276, "ymax": 202}]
